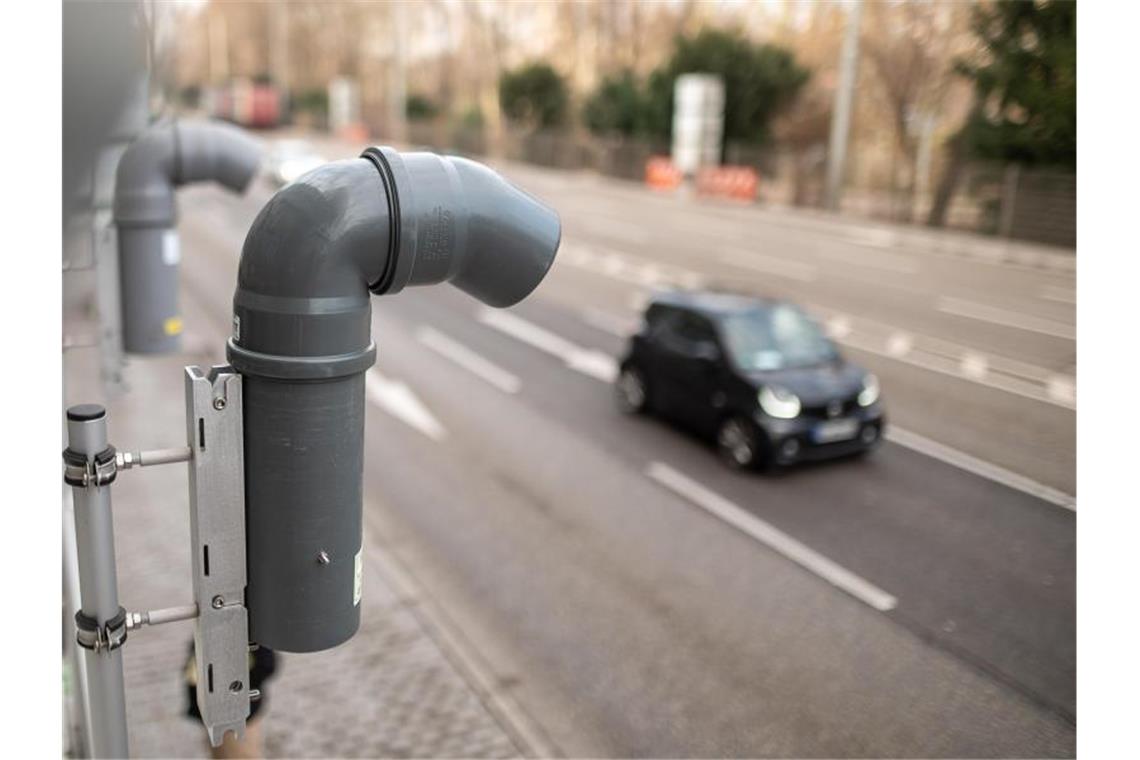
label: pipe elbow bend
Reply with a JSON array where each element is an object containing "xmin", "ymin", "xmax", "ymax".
[
  {"xmin": 229, "ymin": 147, "xmax": 560, "ymax": 653},
  {"xmin": 113, "ymin": 120, "xmax": 262, "ymax": 228},
  {"xmin": 230, "ymin": 159, "xmax": 389, "ymax": 375},
  {"xmin": 228, "ymin": 147, "xmax": 560, "ymax": 380}
]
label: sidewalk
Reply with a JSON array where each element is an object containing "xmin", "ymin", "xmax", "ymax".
[{"xmin": 63, "ymin": 263, "xmax": 535, "ymax": 757}]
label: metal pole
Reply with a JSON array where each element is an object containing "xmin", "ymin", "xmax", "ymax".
[
  {"xmin": 65, "ymin": 404, "xmax": 130, "ymax": 758},
  {"xmin": 93, "ymin": 75, "xmax": 148, "ymax": 396},
  {"xmin": 824, "ymin": 0, "xmax": 863, "ymax": 212},
  {"xmin": 388, "ymin": 0, "xmax": 408, "ymax": 143},
  {"xmin": 999, "ymin": 163, "xmax": 1020, "ymax": 239}
]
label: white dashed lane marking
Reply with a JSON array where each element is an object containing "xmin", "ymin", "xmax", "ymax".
[
  {"xmin": 479, "ymin": 309, "xmax": 618, "ymax": 383},
  {"xmin": 366, "ymin": 369, "xmax": 447, "ymax": 441},
  {"xmin": 937, "ymin": 296, "xmax": 1076, "ymax": 340},
  {"xmin": 417, "ymin": 326, "xmax": 522, "ymax": 394}
]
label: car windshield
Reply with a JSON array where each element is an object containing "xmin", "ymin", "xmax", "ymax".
[{"xmin": 718, "ymin": 305, "xmax": 837, "ymax": 371}]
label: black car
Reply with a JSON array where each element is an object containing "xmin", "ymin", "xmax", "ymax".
[{"xmin": 615, "ymin": 291, "xmax": 885, "ymax": 470}]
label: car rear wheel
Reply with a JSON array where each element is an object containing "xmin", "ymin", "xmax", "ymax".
[
  {"xmin": 717, "ymin": 416, "xmax": 760, "ymax": 470},
  {"xmin": 615, "ymin": 365, "xmax": 650, "ymax": 414}
]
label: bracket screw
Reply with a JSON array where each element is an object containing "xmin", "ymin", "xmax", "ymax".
[
  {"xmin": 317, "ymin": 551, "xmax": 331, "ymax": 565},
  {"xmin": 229, "ymin": 680, "xmax": 243, "ymax": 694},
  {"xmin": 212, "ymin": 397, "xmax": 226, "ymax": 411},
  {"xmin": 211, "ymin": 595, "xmax": 225, "ymax": 609}
]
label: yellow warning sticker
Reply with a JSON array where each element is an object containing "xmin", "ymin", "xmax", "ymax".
[
  {"xmin": 163, "ymin": 316, "xmax": 183, "ymax": 336},
  {"xmin": 353, "ymin": 548, "xmax": 363, "ymax": 606}
]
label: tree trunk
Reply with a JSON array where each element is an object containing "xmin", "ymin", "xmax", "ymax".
[{"xmin": 926, "ymin": 129, "xmax": 967, "ymax": 228}]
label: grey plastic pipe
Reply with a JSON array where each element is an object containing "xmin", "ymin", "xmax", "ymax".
[
  {"xmin": 227, "ymin": 147, "xmax": 560, "ymax": 652},
  {"xmin": 114, "ymin": 121, "xmax": 262, "ymax": 354}
]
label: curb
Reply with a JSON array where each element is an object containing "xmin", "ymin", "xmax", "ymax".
[{"xmin": 362, "ymin": 507, "xmax": 562, "ymax": 759}]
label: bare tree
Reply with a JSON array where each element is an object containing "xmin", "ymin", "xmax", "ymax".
[{"xmin": 860, "ymin": 1, "xmax": 974, "ymax": 220}]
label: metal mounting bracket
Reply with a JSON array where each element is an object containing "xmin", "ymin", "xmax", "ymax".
[{"xmin": 185, "ymin": 365, "xmax": 250, "ymax": 747}]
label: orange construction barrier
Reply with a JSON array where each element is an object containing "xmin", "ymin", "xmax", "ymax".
[
  {"xmin": 645, "ymin": 156, "xmax": 683, "ymax": 192},
  {"xmin": 696, "ymin": 165, "xmax": 759, "ymax": 202},
  {"xmin": 336, "ymin": 122, "xmax": 369, "ymax": 144}
]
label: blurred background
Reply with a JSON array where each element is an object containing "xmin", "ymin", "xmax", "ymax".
[
  {"xmin": 62, "ymin": 1, "xmax": 1076, "ymax": 758},
  {"xmin": 152, "ymin": 0, "xmax": 1075, "ymax": 245}
]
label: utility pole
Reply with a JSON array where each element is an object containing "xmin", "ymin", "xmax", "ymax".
[
  {"xmin": 208, "ymin": 7, "xmax": 229, "ymax": 85},
  {"xmin": 824, "ymin": 0, "xmax": 863, "ymax": 212},
  {"xmin": 269, "ymin": 2, "xmax": 289, "ymax": 95},
  {"xmin": 387, "ymin": 1, "xmax": 408, "ymax": 143}
]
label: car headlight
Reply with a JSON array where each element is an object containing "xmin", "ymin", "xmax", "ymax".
[
  {"xmin": 759, "ymin": 385, "xmax": 801, "ymax": 419},
  {"xmin": 858, "ymin": 373, "xmax": 880, "ymax": 407}
]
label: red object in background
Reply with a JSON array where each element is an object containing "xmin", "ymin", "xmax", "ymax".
[
  {"xmin": 207, "ymin": 80, "xmax": 281, "ymax": 129},
  {"xmin": 696, "ymin": 166, "xmax": 759, "ymax": 202},
  {"xmin": 247, "ymin": 84, "xmax": 281, "ymax": 129},
  {"xmin": 337, "ymin": 123, "xmax": 368, "ymax": 143},
  {"xmin": 645, "ymin": 156, "xmax": 683, "ymax": 191}
]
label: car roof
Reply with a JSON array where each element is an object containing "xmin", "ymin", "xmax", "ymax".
[{"xmin": 647, "ymin": 290, "xmax": 790, "ymax": 319}]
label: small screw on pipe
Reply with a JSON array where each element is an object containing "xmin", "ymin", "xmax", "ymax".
[
  {"xmin": 211, "ymin": 595, "xmax": 225, "ymax": 609},
  {"xmin": 212, "ymin": 397, "xmax": 226, "ymax": 411},
  {"xmin": 317, "ymin": 550, "xmax": 330, "ymax": 565}
]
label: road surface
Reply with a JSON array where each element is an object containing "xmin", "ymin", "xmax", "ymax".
[{"xmin": 170, "ymin": 141, "xmax": 1075, "ymax": 757}]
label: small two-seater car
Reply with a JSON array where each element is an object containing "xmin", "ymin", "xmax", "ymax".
[{"xmin": 615, "ymin": 291, "xmax": 885, "ymax": 470}]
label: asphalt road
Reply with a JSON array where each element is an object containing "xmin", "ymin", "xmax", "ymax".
[{"xmin": 171, "ymin": 142, "xmax": 1076, "ymax": 757}]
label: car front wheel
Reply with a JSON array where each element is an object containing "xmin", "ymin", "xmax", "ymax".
[
  {"xmin": 717, "ymin": 416, "xmax": 761, "ymax": 470},
  {"xmin": 615, "ymin": 365, "xmax": 650, "ymax": 414}
]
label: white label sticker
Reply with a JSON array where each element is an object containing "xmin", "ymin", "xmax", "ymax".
[
  {"xmin": 161, "ymin": 230, "xmax": 181, "ymax": 266},
  {"xmin": 353, "ymin": 548, "xmax": 362, "ymax": 605}
]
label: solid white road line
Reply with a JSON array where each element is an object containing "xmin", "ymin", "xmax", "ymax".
[
  {"xmin": 937, "ymin": 296, "xmax": 1076, "ymax": 340},
  {"xmin": 647, "ymin": 462, "xmax": 899, "ymax": 612},
  {"xmin": 720, "ymin": 248, "xmax": 818, "ymax": 282},
  {"xmin": 479, "ymin": 309, "xmax": 619, "ymax": 383},
  {"xmin": 416, "ymin": 326, "xmax": 522, "ymax": 394},
  {"xmin": 366, "ymin": 369, "xmax": 447, "ymax": 441},
  {"xmin": 885, "ymin": 426, "xmax": 1075, "ymax": 511},
  {"xmin": 817, "ymin": 247, "xmax": 920, "ymax": 275},
  {"xmin": 1040, "ymin": 285, "xmax": 1076, "ymax": 305}
]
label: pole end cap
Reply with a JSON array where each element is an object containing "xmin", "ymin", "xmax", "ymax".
[{"xmin": 67, "ymin": 404, "xmax": 106, "ymax": 422}]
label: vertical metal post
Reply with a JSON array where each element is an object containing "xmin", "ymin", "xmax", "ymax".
[
  {"xmin": 999, "ymin": 163, "xmax": 1021, "ymax": 239},
  {"xmin": 824, "ymin": 0, "xmax": 863, "ymax": 212},
  {"xmin": 65, "ymin": 404, "xmax": 130, "ymax": 758},
  {"xmin": 387, "ymin": 0, "xmax": 408, "ymax": 143},
  {"xmin": 93, "ymin": 157, "xmax": 126, "ymax": 394}
]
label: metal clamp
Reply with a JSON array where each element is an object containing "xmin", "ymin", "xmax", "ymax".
[
  {"xmin": 63, "ymin": 446, "xmax": 118, "ymax": 488},
  {"xmin": 75, "ymin": 607, "xmax": 128, "ymax": 653}
]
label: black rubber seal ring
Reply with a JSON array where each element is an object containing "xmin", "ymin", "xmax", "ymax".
[{"xmin": 360, "ymin": 147, "xmax": 401, "ymax": 295}]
